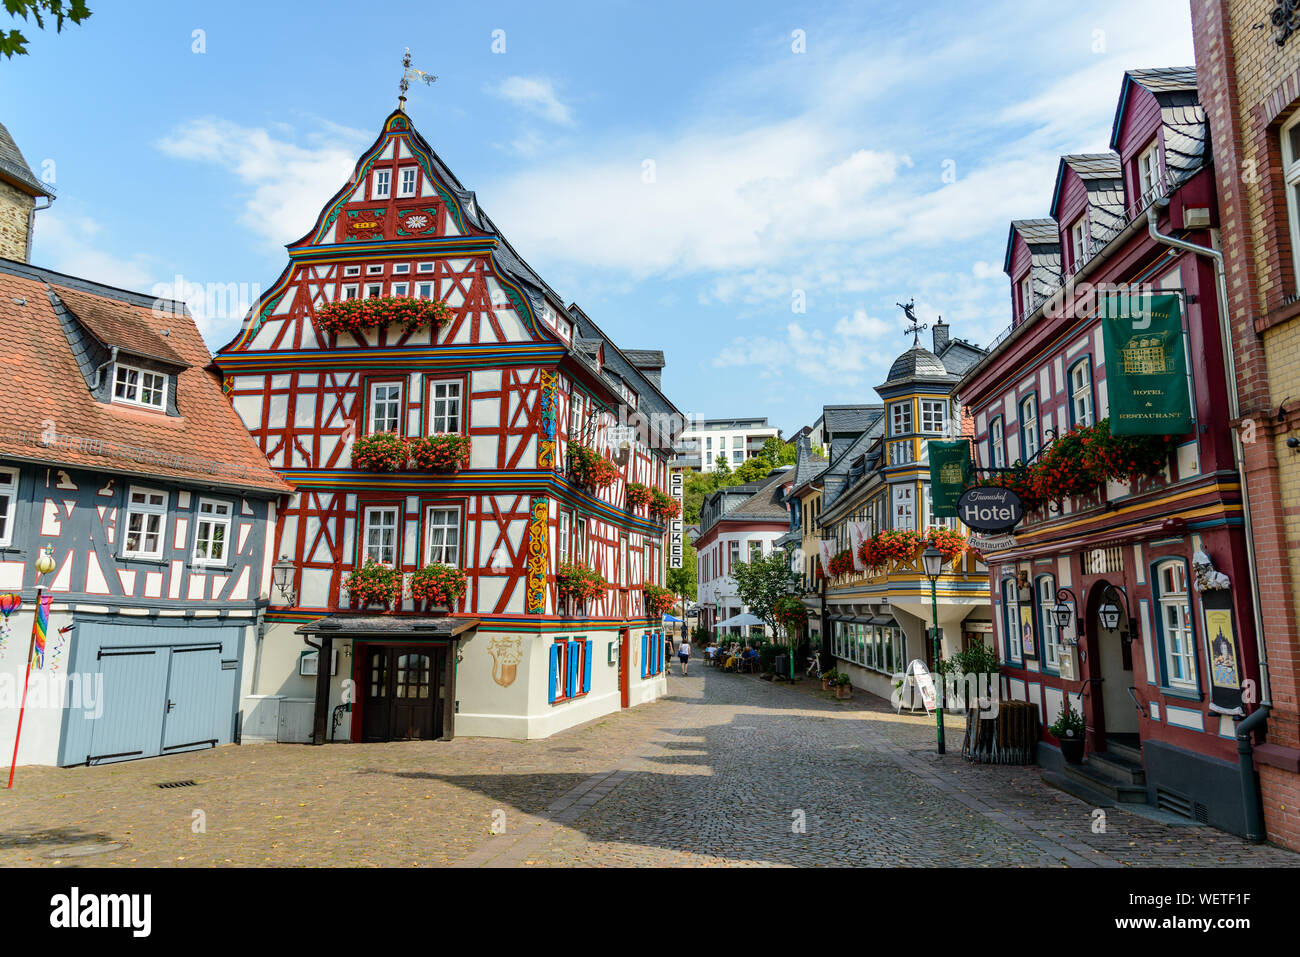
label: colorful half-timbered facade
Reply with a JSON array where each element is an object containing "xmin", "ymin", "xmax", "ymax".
[{"xmin": 216, "ymin": 109, "xmax": 682, "ymax": 742}]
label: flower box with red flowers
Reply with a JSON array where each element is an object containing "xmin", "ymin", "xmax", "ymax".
[
  {"xmin": 648, "ymin": 488, "xmax": 681, "ymax": 521},
  {"xmin": 859, "ymin": 529, "xmax": 924, "ymax": 569},
  {"xmin": 924, "ymin": 526, "xmax": 968, "ymax": 563},
  {"xmin": 351, "ymin": 431, "xmax": 409, "ymax": 472},
  {"xmin": 410, "ymin": 562, "xmax": 467, "ymax": 609},
  {"xmin": 827, "ymin": 549, "xmax": 854, "ymax": 577},
  {"xmin": 314, "ymin": 295, "xmax": 452, "ymax": 337},
  {"xmin": 774, "ymin": 595, "xmax": 806, "ymax": 631},
  {"xmin": 568, "ymin": 444, "xmax": 618, "ymax": 491},
  {"xmin": 409, "ymin": 433, "xmax": 472, "ymax": 472},
  {"xmin": 557, "ymin": 561, "xmax": 606, "ymax": 602},
  {"xmin": 643, "ymin": 584, "xmax": 676, "ymax": 616},
  {"xmin": 344, "ymin": 559, "xmax": 403, "ymax": 609},
  {"xmin": 625, "ymin": 482, "xmax": 653, "ymax": 509}
]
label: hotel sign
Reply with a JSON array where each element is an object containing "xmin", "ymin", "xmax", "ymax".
[
  {"xmin": 668, "ymin": 470, "xmax": 684, "ymax": 569},
  {"xmin": 956, "ymin": 486, "xmax": 1024, "ymax": 533},
  {"xmin": 1100, "ymin": 292, "xmax": 1192, "ymax": 436}
]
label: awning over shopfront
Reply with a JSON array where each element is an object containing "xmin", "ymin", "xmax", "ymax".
[{"xmin": 296, "ymin": 615, "xmax": 481, "ymax": 641}]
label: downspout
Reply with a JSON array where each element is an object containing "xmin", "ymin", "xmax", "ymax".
[
  {"xmin": 26, "ymin": 194, "xmax": 52, "ymax": 263},
  {"xmin": 1147, "ymin": 201, "xmax": 1272, "ymax": 841},
  {"xmin": 91, "ymin": 345, "xmax": 119, "ymax": 393}
]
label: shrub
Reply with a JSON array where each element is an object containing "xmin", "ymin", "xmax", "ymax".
[
  {"xmin": 315, "ymin": 295, "xmax": 452, "ymax": 336},
  {"xmin": 351, "ymin": 431, "xmax": 409, "ymax": 472},
  {"xmin": 344, "ymin": 559, "xmax": 403, "ymax": 608},
  {"xmin": 1047, "ymin": 699, "xmax": 1086, "ymax": 740},
  {"xmin": 410, "ymin": 562, "xmax": 467, "ymax": 607},
  {"xmin": 409, "ymin": 432, "xmax": 472, "ymax": 471}
]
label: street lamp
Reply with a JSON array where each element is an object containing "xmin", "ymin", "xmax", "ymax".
[
  {"xmin": 271, "ymin": 555, "xmax": 298, "ymax": 606},
  {"xmin": 1052, "ymin": 587, "xmax": 1080, "ymax": 644},
  {"xmin": 920, "ymin": 545, "xmax": 945, "ymax": 755}
]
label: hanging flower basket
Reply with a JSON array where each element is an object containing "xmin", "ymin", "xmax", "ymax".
[
  {"xmin": 626, "ymin": 482, "xmax": 653, "ymax": 509},
  {"xmin": 314, "ymin": 295, "xmax": 453, "ymax": 336},
  {"xmin": 648, "ymin": 488, "xmax": 681, "ymax": 521},
  {"xmin": 643, "ymin": 584, "xmax": 676, "ymax": 616},
  {"xmin": 410, "ymin": 562, "xmax": 467, "ymax": 609},
  {"xmin": 409, "ymin": 433, "xmax": 472, "ymax": 472},
  {"xmin": 569, "ymin": 444, "xmax": 618, "ymax": 490},
  {"xmin": 351, "ymin": 431, "xmax": 409, "ymax": 472},
  {"xmin": 344, "ymin": 559, "xmax": 403, "ymax": 609},
  {"xmin": 924, "ymin": 526, "xmax": 968, "ymax": 563},
  {"xmin": 557, "ymin": 561, "xmax": 606, "ymax": 602},
  {"xmin": 774, "ymin": 595, "xmax": 805, "ymax": 631}
]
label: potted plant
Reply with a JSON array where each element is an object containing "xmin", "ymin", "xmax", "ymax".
[
  {"xmin": 409, "ymin": 433, "xmax": 472, "ymax": 472},
  {"xmin": 821, "ymin": 669, "xmax": 837, "ymax": 692},
  {"xmin": 410, "ymin": 562, "xmax": 467, "ymax": 612},
  {"xmin": 343, "ymin": 559, "xmax": 403, "ymax": 610},
  {"xmin": 350, "ymin": 431, "xmax": 409, "ymax": 472},
  {"xmin": 1048, "ymin": 699, "xmax": 1087, "ymax": 764},
  {"xmin": 834, "ymin": 672, "xmax": 852, "ymax": 699}
]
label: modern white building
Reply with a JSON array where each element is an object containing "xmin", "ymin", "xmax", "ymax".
[{"xmin": 673, "ymin": 417, "xmax": 781, "ymax": 474}]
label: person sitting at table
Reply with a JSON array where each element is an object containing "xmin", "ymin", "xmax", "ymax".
[
  {"xmin": 724, "ymin": 645, "xmax": 742, "ymax": 671},
  {"xmin": 705, "ymin": 642, "xmax": 718, "ymax": 664},
  {"xmin": 740, "ymin": 645, "xmax": 759, "ymax": 670}
]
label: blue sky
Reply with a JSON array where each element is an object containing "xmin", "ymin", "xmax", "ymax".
[{"xmin": 5, "ymin": 0, "xmax": 1193, "ymax": 435}]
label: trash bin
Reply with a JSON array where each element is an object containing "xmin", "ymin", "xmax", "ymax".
[{"xmin": 775, "ymin": 654, "xmax": 788, "ymax": 675}]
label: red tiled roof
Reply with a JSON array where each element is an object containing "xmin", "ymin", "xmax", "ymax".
[
  {"xmin": 0, "ymin": 262, "xmax": 291, "ymax": 495},
  {"xmin": 52, "ymin": 284, "xmax": 187, "ymax": 366}
]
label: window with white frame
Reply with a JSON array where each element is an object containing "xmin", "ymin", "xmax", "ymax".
[
  {"xmin": 989, "ymin": 417, "xmax": 1006, "ymax": 469},
  {"xmin": 558, "ymin": 510, "xmax": 571, "ymax": 564},
  {"xmin": 1137, "ymin": 141, "xmax": 1161, "ymax": 205},
  {"xmin": 920, "ymin": 399, "xmax": 947, "ymax": 434},
  {"xmin": 369, "ymin": 382, "xmax": 402, "ymax": 434},
  {"xmin": 365, "ymin": 283, "xmax": 383, "ymax": 299},
  {"xmin": 575, "ymin": 517, "xmax": 587, "ymax": 563},
  {"xmin": 922, "ymin": 482, "xmax": 948, "ymax": 530},
  {"xmin": 418, "ymin": 262, "xmax": 435, "ymax": 273},
  {"xmin": 1037, "ymin": 574, "xmax": 1060, "ymax": 670},
  {"xmin": 342, "ymin": 283, "xmax": 359, "ymax": 300},
  {"xmin": 890, "ymin": 401, "xmax": 912, "ymax": 436},
  {"xmin": 392, "ymin": 263, "xmax": 410, "ymax": 275},
  {"xmin": 1070, "ymin": 358, "xmax": 1094, "ymax": 427},
  {"xmin": 424, "ymin": 506, "xmax": 460, "ymax": 565},
  {"xmin": 1019, "ymin": 275, "xmax": 1033, "ymax": 319},
  {"xmin": 427, "ymin": 380, "xmax": 462, "ymax": 433},
  {"xmin": 373, "ymin": 168, "xmax": 391, "ymax": 200},
  {"xmin": 363, "ymin": 507, "xmax": 399, "ymax": 566},
  {"xmin": 123, "ymin": 487, "xmax": 167, "ymax": 559},
  {"xmin": 343, "ymin": 265, "xmax": 361, "ymax": 277},
  {"xmin": 416, "ymin": 281, "xmax": 434, "ymax": 300},
  {"xmin": 0, "ymin": 466, "xmax": 17, "ymax": 546},
  {"xmin": 366, "ymin": 264, "xmax": 385, "ymax": 276},
  {"xmin": 1280, "ymin": 112, "xmax": 1300, "ymax": 286},
  {"xmin": 888, "ymin": 441, "xmax": 914, "ymax": 466},
  {"xmin": 1070, "ymin": 216, "xmax": 1088, "ymax": 271},
  {"xmin": 1020, "ymin": 394, "xmax": 1039, "ymax": 461},
  {"xmin": 193, "ymin": 498, "xmax": 232, "ymax": 564},
  {"xmin": 113, "ymin": 363, "xmax": 167, "ymax": 410},
  {"xmin": 397, "ymin": 166, "xmax": 418, "ymax": 197},
  {"xmin": 1002, "ymin": 577, "xmax": 1023, "ymax": 665},
  {"xmin": 1156, "ymin": 560, "xmax": 1197, "ymax": 688},
  {"xmin": 891, "ymin": 483, "xmax": 915, "ymax": 531},
  {"xmin": 392, "ymin": 282, "xmax": 409, "ymax": 298}
]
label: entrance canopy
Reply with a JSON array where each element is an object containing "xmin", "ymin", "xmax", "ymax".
[{"xmin": 296, "ymin": 615, "xmax": 481, "ymax": 641}]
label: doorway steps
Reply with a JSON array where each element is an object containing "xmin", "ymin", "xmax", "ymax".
[{"xmin": 1045, "ymin": 741, "xmax": 1148, "ymax": 806}]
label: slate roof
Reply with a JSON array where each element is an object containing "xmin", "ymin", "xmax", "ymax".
[
  {"xmin": 1062, "ymin": 153, "xmax": 1122, "ymax": 179},
  {"xmin": 0, "ymin": 258, "xmax": 291, "ymax": 495},
  {"xmin": 623, "ymin": 349, "xmax": 665, "ymax": 368},
  {"xmin": 0, "ymin": 121, "xmax": 49, "ymax": 197},
  {"xmin": 936, "ymin": 339, "xmax": 987, "ymax": 376},
  {"xmin": 883, "ymin": 343, "xmax": 953, "ymax": 385},
  {"xmin": 1126, "ymin": 66, "xmax": 1198, "ymax": 96},
  {"xmin": 727, "ymin": 467, "xmax": 795, "ymax": 520},
  {"xmin": 823, "ymin": 404, "xmax": 882, "ymax": 437}
]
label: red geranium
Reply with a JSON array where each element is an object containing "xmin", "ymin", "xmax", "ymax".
[
  {"xmin": 315, "ymin": 295, "xmax": 452, "ymax": 336},
  {"xmin": 351, "ymin": 431, "xmax": 409, "ymax": 472},
  {"xmin": 409, "ymin": 433, "xmax": 472, "ymax": 471}
]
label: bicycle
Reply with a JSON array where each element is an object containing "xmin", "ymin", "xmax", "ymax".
[{"xmin": 805, "ymin": 654, "xmax": 824, "ymax": 680}]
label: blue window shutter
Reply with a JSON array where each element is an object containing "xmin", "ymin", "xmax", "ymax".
[
  {"xmin": 641, "ymin": 635, "xmax": 648, "ymax": 678},
  {"xmin": 568, "ymin": 639, "xmax": 580, "ymax": 696},
  {"xmin": 582, "ymin": 639, "xmax": 592, "ymax": 693},
  {"xmin": 656, "ymin": 631, "xmax": 662, "ymax": 673},
  {"xmin": 548, "ymin": 643, "xmax": 560, "ymax": 702}
]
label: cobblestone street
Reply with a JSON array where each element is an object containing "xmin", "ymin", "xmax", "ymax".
[{"xmin": 2, "ymin": 666, "xmax": 1297, "ymax": 868}]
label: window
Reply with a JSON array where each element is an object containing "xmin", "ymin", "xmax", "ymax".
[
  {"xmin": 392, "ymin": 263, "xmax": 410, "ymax": 275},
  {"xmin": 113, "ymin": 363, "xmax": 167, "ymax": 410},
  {"xmin": 1019, "ymin": 275, "xmax": 1033, "ymax": 319},
  {"xmin": 1070, "ymin": 216, "xmax": 1088, "ymax": 271},
  {"xmin": 548, "ymin": 637, "xmax": 592, "ymax": 703},
  {"xmin": 365, "ymin": 283, "xmax": 383, "ymax": 299},
  {"xmin": 989, "ymin": 416, "xmax": 1006, "ymax": 469},
  {"xmin": 920, "ymin": 399, "xmax": 947, "ymax": 434},
  {"xmin": 416, "ymin": 281, "xmax": 434, "ymax": 299},
  {"xmin": 342, "ymin": 283, "xmax": 359, "ymax": 300},
  {"xmin": 891, "ymin": 484, "xmax": 915, "ymax": 531},
  {"xmin": 369, "ymin": 382, "xmax": 402, "ymax": 434},
  {"xmin": 0, "ymin": 467, "xmax": 17, "ymax": 546},
  {"xmin": 363, "ymin": 507, "xmax": 399, "ymax": 566},
  {"xmin": 1036, "ymin": 575, "xmax": 1060, "ymax": 671},
  {"xmin": 922, "ymin": 483, "xmax": 948, "ymax": 530},
  {"xmin": 343, "ymin": 265, "xmax": 361, "ymax": 277},
  {"xmin": 427, "ymin": 380, "xmax": 462, "ymax": 433},
  {"xmin": 417, "ymin": 262, "xmax": 435, "ymax": 273},
  {"xmin": 1137, "ymin": 141, "xmax": 1161, "ymax": 205},
  {"xmin": 1001, "ymin": 577, "xmax": 1023, "ymax": 665},
  {"xmin": 392, "ymin": 282, "xmax": 409, "ymax": 298},
  {"xmin": 575, "ymin": 517, "xmax": 587, "ymax": 563},
  {"xmin": 397, "ymin": 166, "xmax": 418, "ymax": 197},
  {"xmin": 1156, "ymin": 560, "xmax": 1197, "ymax": 689},
  {"xmin": 749, "ymin": 540, "xmax": 762, "ymax": 561},
  {"xmin": 890, "ymin": 401, "xmax": 912, "ymax": 436},
  {"xmin": 193, "ymin": 498, "xmax": 232, "ymax": 564},
  {"xmin": 888, "ymin": 441, "xmax": 914, "ymax": 466},
  {"xmin": 1070, "ymin": 358, "xmax": 1094, "ymax": 427},
  {"xmin": 1020, "ymin": 394, "xmax": 1039, "ymax": 461},
  {"xmin": 558, "ymin": 510, "xmax": 571, "ymax": 564},
  {"xmin": 366, "ymin": 264, "xmax": 385, "ymax": 276},
  {"xmin": 732, "ymin": 450, "xmax": 743, "ymax": 463},
  {"xmin": 424, "ymin": 506, "xmax": 460, "ymax": 565},
  {"xmin": 1281, "ymin": 113, "xmax": 1300, "ymax": 285},
  {"xmin": 123, "ymin": 487, "xmax": 167, "ymax": 559},
  {"xmin": 728, "ymin": 540, "xmax": 740, "ymax": 574},
  {"xmin": 373, "ymin": 168, "xmax": 391, "ymax": 199}
]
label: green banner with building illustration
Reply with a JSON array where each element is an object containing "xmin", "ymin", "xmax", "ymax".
[
  {"xmin": 927, "ymin": 440, "xmax": 971, "ymax": 518},
  {"xmin": 1100, "ymin": 292, "xmax": 1193, "ymax": 436}
]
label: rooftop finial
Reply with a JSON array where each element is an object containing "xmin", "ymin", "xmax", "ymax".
[
  {"xmin": 398, "ymin": 47, "xmax": 437, "ymax": 110},
  {"xmin": 897, "ymin": 298, "xmax": 926, "ymax": 346}
]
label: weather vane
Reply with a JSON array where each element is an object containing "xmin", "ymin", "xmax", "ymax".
[
  {"xmin": 398, "ymin": 47, "xmax": 437, "ymax": 109},
  {"xmin": 897, "ymin": 298, "xmax": 926, "ymax": 346}
]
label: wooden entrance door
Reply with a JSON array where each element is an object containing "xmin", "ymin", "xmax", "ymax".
[
  {"xmin": 362, "ymin": 645, "xmax": 444, "ymax": 741},
  {"xmin": 618, "ymin": 628, "xmax": 629, "ymax": 708}
]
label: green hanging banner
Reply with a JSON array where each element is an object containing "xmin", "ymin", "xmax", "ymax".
[
  {"xmin": 927, "ymin": 440, "xmax": 971, "ymax": 518},
  {"xmin": 1100, "ymin": 292, "xmax": 1193, "ymax": 436}
]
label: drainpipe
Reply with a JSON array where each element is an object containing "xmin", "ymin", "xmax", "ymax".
[
  {"xmin": 26, "ymin": 194, "xmax": 52, "ymax": 263},
  {"xmin": 91, "ymin": 345, "xmax": 119, "ymax": 393},
  {"xmin": 1236, "ymin": 704, "xmax": 1270, "ymax": 842},
  {"xmin": 1145, "ymin": 202, "xmax": 1271, "ymax": 709}
]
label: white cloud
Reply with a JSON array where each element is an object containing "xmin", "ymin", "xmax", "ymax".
[
  {"xmin": 489, "ymin": 76, "xmax": 575, "ymax": 126},
  {"xmin": 33, "ymin": 210, "xmax": 155, "ymax": 292},
  {"xmin": 156, "ymin": 117, "xmax": 370, "ymax": 249}
]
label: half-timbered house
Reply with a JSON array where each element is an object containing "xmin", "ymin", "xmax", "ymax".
[{"xmin": 215, "ymin": 108, "xmax": 683, "ymax": 743}]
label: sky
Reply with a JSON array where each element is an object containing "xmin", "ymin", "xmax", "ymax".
[{"xmin": 3, "ymin": 0, "xmax": 1195, "ymax": 436}]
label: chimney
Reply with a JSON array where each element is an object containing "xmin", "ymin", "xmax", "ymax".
[{"xmin": 932, "ymin": 317, "xmax": 949, "ymax": 354}]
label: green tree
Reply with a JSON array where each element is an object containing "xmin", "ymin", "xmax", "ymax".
[
  {"xmin": 2, "ymin": 1, "xmax": 91, "ymax": 58},
  {"xmin": 665, "ymin": 535, "xmax": 696, "ymax": 602},
  {"xmin": 731, "ymin": 547, "xmax": 799, "ymax": 636},
  {"xmin": 713, "ymin": 453, "xmax": 731, "ymax": 476},
  {"xmin": 758, "ymin": 436, "xmax": 798, "ymax": 467}
]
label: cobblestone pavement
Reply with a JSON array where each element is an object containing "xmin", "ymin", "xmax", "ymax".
[{"xmin": 2, "ymin": 666, "xmax": 1298, "ymax": 867}]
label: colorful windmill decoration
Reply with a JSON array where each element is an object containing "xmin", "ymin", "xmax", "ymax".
[
  {"xmin": 0, "ymin": 593, "xmax": 18, "ymax": 654},
  {"xmin": 29, "ymin": 592, "xmax": 51, "ymax": 670},
  {"xmin": 49, "ymin": 624, "xmax": 72, "ymax": 672}
]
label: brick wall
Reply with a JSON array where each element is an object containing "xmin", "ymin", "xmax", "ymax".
[
  {"xmin": 1192, "ymin": 0, "xmax": 1300, "ymax": 851},
  {"xmin": 0, "ymin": 180, "xmax": 33, "ymax": 262}
]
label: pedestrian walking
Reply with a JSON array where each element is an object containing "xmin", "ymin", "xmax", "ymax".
[
  {"xmin": 664, "ymin": 632, "xmax": 674, "ymax": 677},
  {"xmin": 678, "ymin": 636, "xmax": 691, "ymax": 675}
]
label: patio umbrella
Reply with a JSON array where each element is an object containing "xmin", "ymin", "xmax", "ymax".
[
  {"xmin": 663, "ymin": 614, "xmax": 683, "ymax": 623},
  {"xmin": 714, "ymin": 611, "xmax": 763, "ymax": 628}
]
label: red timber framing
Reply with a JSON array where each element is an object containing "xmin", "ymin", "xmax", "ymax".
[{"xmin": 214, "ymin": 106, "xmax": 683, "ymax": 643}]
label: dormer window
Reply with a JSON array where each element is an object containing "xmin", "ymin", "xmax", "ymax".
[
  {"xmin": 373, "ymin": 169, "xmax": 391, "ymax": 200},
  {"xmin": 1070, "ymin": 217, "xmax": 1088, "ymax": 272},
  {"xmin": 1137, "ymin": 142, "xmax": 1161, "ymax": 205},
  {"xmin": 113, "ymin": 363, "xmax": 167, "ymax": 410},
  {"xmin": 397, "ymin": 167, "xmax": 418, "ymax": 197}
]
